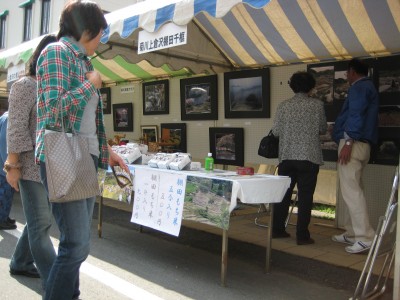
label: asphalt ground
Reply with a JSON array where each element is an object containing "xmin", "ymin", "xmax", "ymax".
[{"xmin": 0, "ymin": 194, "xmax": 393, "ymax": 299}]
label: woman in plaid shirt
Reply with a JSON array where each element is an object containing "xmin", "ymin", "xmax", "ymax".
[{"xmin": 35, "ymin": 1, "xmax": 127, "ymax": 299}]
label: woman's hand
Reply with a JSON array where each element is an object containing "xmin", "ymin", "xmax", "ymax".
[
  {"xmin": 86, "ymin": 71, "xmax": 102, "ymax": 89},
  {"xmin": 6, "ymin": 168, "xmax": 21, "ymax": 192},
  {"xmin": 108, "ymin": 145, "xmax": 129, "ymax": 173}
]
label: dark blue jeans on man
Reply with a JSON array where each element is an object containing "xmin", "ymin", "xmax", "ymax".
[{"xmin": 273, "ymin": 160, "xmax": 319, "ymax": 240}]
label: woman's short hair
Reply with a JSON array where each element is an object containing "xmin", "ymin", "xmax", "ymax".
[
  {"xmin": 27, "ymin": 34, "xmax": 57, "ymax": 76},
  {"xmin": 289, "ymin": 71, "xmax": 316, "ymax": 94},
  {"xmin": 57, "ymin": 0, "xmax": 107, "ymax": 41}
]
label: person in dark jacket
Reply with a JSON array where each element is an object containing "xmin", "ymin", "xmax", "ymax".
[
  {"xmin": 272, "ymin": 71, "xmax": 327, "ymax": 245},
  {"xmin": 332, "ymin": 58, "xmax": 379, "ymax": 254}
]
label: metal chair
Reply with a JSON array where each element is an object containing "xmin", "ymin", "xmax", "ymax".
[
  {"xmin": 351, "ymin": 166, "xmax": 398, "ymax": 300},
  {"xmin": 254, "ymin": 164, "xmax": 298, "ymax": 228}
]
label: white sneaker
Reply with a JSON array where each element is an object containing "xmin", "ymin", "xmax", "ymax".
[
  {"xmin": 345, "ymin": 241, "xmax": 372, "ymax": 254},
  {"xmin": 331, "ymin": 233, "xmax": 355, "ymax": 245}
]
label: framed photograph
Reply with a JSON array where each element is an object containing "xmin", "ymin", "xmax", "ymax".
[
  {"xmin": 320, "ymin": 122, "xmax": 338, "ymax": 162},
  {"xmin": 180, "ymin": 75, "xmax": 218, "ymax": 120},
  {"xmin": 308, "ymin": 64, "xmax": 334, "ymax": 102},
  {"xmin": 142, "ymin": 79, "xmax": 169, "ymax": 115},
  {"xmin": 224, "ymin": 69, "xmax": 270, "ymax": 118},
  {"xmin": 371, "ymin": 139, "xmax": 400, "ymax": 165},
  {"xmin": 209, "ymin": 127, "xmax": 244, "ymax": 166},
  {"xmin": 141, "ymin": 125, "xmax": 158, "ymax": 142},
  {"xmin": 308, "ymin": 63, "xmax": 337, "ymax": 121},
  {"xmin": 308, "ymin": 59, "xmax": 377, "ymax": 122},
  {"xmin": 160, "ymin": 123, "xmax": 187, "ymax": 153},
  {"xmin": 377, "ymin": 55, "xmax": 400, "ymax": 105},
  {"xmin": 113, "ymin": 103, "xmax": 133, "ymax": 132},
  {"xmin": 369, "ymin": 126, "xmax": 400, "ymax": 166},
  {"xmin": 379, "ymin": 105, "xmax": 400, "ymax": 127},
  {"xmin": 100, "ymin": 87, "xmax": 111, "ymax": 114}
]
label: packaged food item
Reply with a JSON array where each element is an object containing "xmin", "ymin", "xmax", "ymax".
[
  {"xmin": 236, "ymin": 167, "xmax": 254, "ymax": 175},
  {"xmin": 169, "ymin": 153, "xmax": 192, "ymax": 170}
]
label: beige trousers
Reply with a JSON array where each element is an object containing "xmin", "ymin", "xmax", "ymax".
[{"xmin": 337, "ymin": 139, "xmax": 375, "ymax": 242}]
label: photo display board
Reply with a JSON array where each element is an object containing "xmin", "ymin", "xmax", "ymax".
[{"xmin": 308, "ymin": 55, "xmax": 400, "ymax": 165}]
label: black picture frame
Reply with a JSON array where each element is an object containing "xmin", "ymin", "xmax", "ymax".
[
  {"xmin": 113, "ymin": 103, "xmax": 133, "ymax": 132},
  {"xmin": 142, "ymin": 79, "xmax": 169, "ymax": 115},
  {"xmin": 100, "ymin": 87, "xmax": 111, "ymax": 114},
  {"xmin": 209, "ymin": 127, "xmax": 244, "ymax": 166},
  {"xmin": 370, "ymin": 139, "xmax": 400, "ymax": 165},
  {"xmin": 376, "ymin": 55, "xmax": 400, "ymax": 106},
  {"xmin": 369, "ymin": 127, "xmax": 400, "ymax": 165},
  {"xmin": 180, "ymin": 75, "xmax": 218, "ymax": 120},
  {"xmin": 224, "ymin": 69, "xmax": 270, "ymax": 118},
  {"xmin": 160, "ymin": 123, "xmax": 187, "ymax": 153},
  {"xmin": 308, "ymin": 59, "xmax": 377, "ymax": 122},
  {"xmin": 141, "ymin": 125, "xmax": 158, "ymax": 142}
]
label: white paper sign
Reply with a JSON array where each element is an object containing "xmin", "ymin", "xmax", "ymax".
[
  {"xmin": 131, "ymin": 168, "xmax": 187, "ymax": 236},
  {"xmin": 138, "ymin": 23, "xmax": 187, "ymax": 54},
  {"xmin": 7, "ymin": 63, "xmax": 25, "ymax": 83},
  {"xmin": 120, "ymin": 86, "xmax": 134, "ymax": 94}
]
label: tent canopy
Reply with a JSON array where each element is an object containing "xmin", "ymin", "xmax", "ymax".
[
  {"xmin": 96, "ymin": 0, "xmax": 400, "ymax": 82},
  {"xmin": 1, "ymin": 0, "xmax": 400, "ymax": 88}
]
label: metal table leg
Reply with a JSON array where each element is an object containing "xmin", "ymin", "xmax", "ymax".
[
  {"xmin": 98, "ymin": 196, "xmax": 103, "ymax": 238},
  {"xmin": 221, "ymin": 229, "xmax": 228, "ymax": 286},
  {"xmin": 265, "ymin": 203, "xmax": 273, "ymax": 273}
]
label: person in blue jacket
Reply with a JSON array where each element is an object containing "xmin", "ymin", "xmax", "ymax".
[
  {"xmin": 332, "ymin": 58, "xmax": 379, "ymax": 254},
  {"xmin": 0, "ymin": 112, "xmax": 17, "ymax": 230}
]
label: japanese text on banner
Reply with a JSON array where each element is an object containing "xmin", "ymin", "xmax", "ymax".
[{"xmin": 138, "ymin": 23, "xmax": 187, "ymax": 54}]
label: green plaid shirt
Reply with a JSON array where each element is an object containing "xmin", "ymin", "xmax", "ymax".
[{"xmin": 35, "ymin": 36, "xmax": 109, "ymax": 169}]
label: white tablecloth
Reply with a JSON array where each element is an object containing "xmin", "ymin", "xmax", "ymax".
[{"xmin": 129, "ymin": 165, "xmax": 291, "ymax": 213}]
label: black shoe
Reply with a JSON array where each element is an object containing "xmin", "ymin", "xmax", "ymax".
[
  {"xmin": 0, "ymin": 221, "xmax": 17, "ymax": 230},
  {"xmin": 7, "ymin": 217, "xmax": 16, "ymax": 224},
  {"xmin": 272, "ymin": 231, "xmax": 291, "ymax": 238},
  {"xmin": 296, "ymin": 238, "xmax": 315, "ymax": 245},
  {"xmin": 10, "ymin": 268, "xmax": 40, "ymax": 278}
]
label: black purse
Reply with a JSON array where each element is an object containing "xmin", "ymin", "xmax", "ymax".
[{"xmin": 258, "ymin": 130, "xmax": 279, "ymax": 158}]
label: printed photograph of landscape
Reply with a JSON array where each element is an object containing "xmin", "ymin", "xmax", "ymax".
[
  {"xmin": 373, "ymin": 139, "xmax": 400, "ymax": 165},
  {"xmin": 183, "ymin": 176, "xmax": 232, "ymax": 230},
  {"xmin": 309, "ymin": 65, "xmax": 334, "ymax": 104},
  {"xmin": 333, "ymin": 70, "xmax": 349, "ymax": 101},
  {"xmin": 379, "ymin": 69, "xmax": 400, "ymax": 95},
  {"xmin": 320, "ymin": 122, "xmax": 338, "ymax": 162},
  {"xmin": 379, "ymin": 105, "xmax": 400, "ymax": 127}
]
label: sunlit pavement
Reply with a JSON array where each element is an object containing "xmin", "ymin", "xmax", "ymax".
[{"xmin": 0, "ymin": 193, "xmax": 369, "ymax": 300}]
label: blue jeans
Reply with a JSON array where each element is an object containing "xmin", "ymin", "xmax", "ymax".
[
  {"xmin": 10, "ymin": 179, "xmax": 56, "ymax": 289},
  {"xmin": 0, "ymin": 175, "xmax": 14, "ymax": 222},
  {"xmin": 40, "ymin": 156, "xmax": 97, "ymax": 300}
]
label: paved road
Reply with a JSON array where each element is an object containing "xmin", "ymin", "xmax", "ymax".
[{"xmin": 0, "ymin": 195, "xmax": 378, "ymax": 300}]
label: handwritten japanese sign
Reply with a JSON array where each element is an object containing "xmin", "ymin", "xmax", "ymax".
[{"xmin": 131, "ymin": 168, "xmax": 187, "ymax": 236}]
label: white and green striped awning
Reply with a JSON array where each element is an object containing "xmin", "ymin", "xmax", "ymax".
[
  {"xmin": 91, "ymin": 55, "xmax": 192, "ymax": 85},
  {"xmin": 0, "ymin": 36, "xmax": 39, "ymax": 69},
  {"xmin": 0, "ymin": 35, "xmax": 194, "ymax": 90}
]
